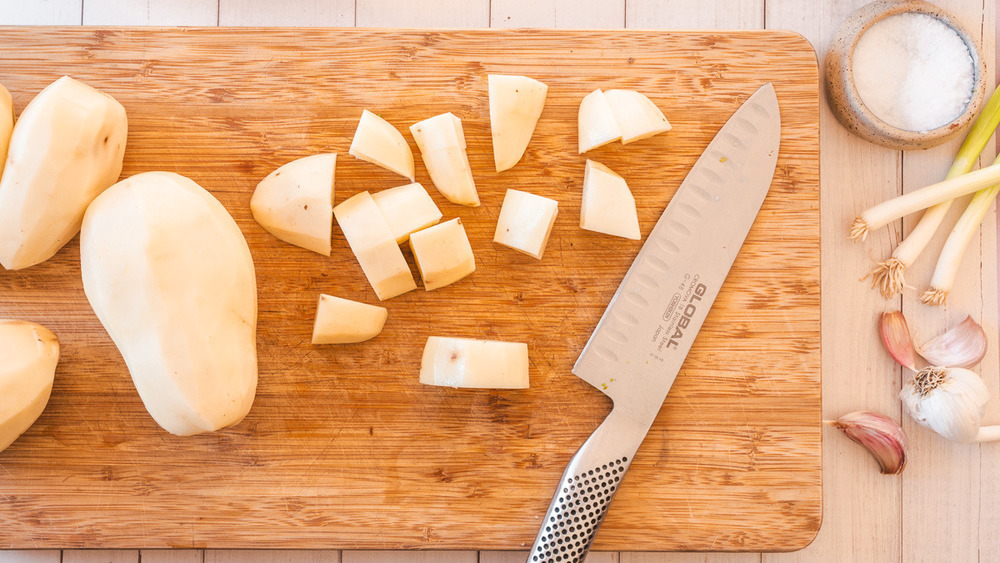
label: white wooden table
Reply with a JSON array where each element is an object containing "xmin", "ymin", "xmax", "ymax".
[{"xmin": 0, "ymin": 1, "xmax": 997, "ymax": 562}]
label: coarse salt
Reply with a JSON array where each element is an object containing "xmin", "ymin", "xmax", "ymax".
[{"xmin": 852, "ymin": 12, "xmax": 974, "ymax": 132}]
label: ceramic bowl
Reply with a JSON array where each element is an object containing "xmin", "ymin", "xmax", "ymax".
[{"xmin": 825, "ymin": 0, "xmax": 986, "ymax": 150}]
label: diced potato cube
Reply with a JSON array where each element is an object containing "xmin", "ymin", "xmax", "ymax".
[
  {"xmin": 580, "ymin": 160, "xmax": 640, "ymax": 240},
  {"xmin": 493, "ymin": 189, "xmax": 558, "ymax": 260},
  {"xmin": 408, "ymin": 218, "xmax": 475, "ymax": 291},
  {"xmin": 578, "ymin": 89, "xmax": 622, "ymax": 154},
  {"xmin": 419, "ymin": 336, "xmax": 529, "ymax": 389},
  {"xmin": 371, "ymin": 183, "xmax": 443, "ymax": 244},
  {"xmin": 333, "ymin": 191, "xmax": 417, "ymax": 300},
  {"xmin": 349, "ymin": 109, "xmax": 415, "ymax": 181},
  {"xmin": 311, "ymin": 294, "xmax": 388, "ymax": 344}
]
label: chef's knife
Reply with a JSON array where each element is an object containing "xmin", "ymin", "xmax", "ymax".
[{"xmin": 527, "ymin": 83, "xmax": 781, "ymax": 563}]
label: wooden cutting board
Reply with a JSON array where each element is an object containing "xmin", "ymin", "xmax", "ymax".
[{"xmin": 0, "ymin": 27, "xmax": 820, "ymax": 551}]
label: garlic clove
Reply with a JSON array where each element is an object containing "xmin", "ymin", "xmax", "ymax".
[
  {"xmin": 879, "ymin": 311, "xmax": 919, "ymax": 371},
  {"xmin": 899, "ymin": 366, "xmax": 989, "ymax": 442},
  {"xmin": 916, "ymin": 315, "xmax": 987, "ymax": 368},
  {"xmin": 829, "ymin": 411, "xmax": 907, "ymax": 475}
]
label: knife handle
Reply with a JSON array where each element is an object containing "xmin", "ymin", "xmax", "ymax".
[{"xmin": 527, "ymin": 406, "xmax": 647, "ymax": 563}]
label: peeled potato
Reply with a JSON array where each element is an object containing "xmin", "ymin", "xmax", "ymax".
[
  {"xmin": 334, "ymin": 191, "xmax": 417, "ymax": 301},
  {"xmin": 420, "ymin": 337, "xmax": 529, "ymax": 389},
  {"xmin": 371, "ymin": 182, "xmax": 442, "ymax": 244},
  {"xmin": 409, "ymin": 218, "xmax": 475, "ymax": 291},
  {"xmin": 410, "ymin": 113, "xmax": 479, "ymax": 206},
  {"xmin": 0, "ymin": 76, "xmax": 127, "ymax": 270},
  {"xmin": 604, "ymin": 89, "xmax": 671, "ymax": 144},
  {"xmin": 577, "ymin": 89, "xmax": 622, "ymax": 153},
  {"xmin": 0, "ymin": 320, "xmax": 59, "ymax": 453},
  {"xmin": 311, "ymin": 294, "xmax": 388, "ymax": 344},
  {"xmin": 580, "ymin": 160, "xmax": 640, "ymax": 240},
  {"xmin": 349, "ymin": 110, "xmax": 415, "ymax": 181},
  {"xmin": 0, "ymin": 83, "xmax": 14, "ymax": 179},
  {"xmin": 250, "ymin": 153, "xmax": 336, "ymax": 256},
  {"xmin": 488, "ymin": 74, "xmax": 548, "ymax": 172},
  {"xmin": 81, "ymin": 171, "xmax": 258, "ymax": 436}
]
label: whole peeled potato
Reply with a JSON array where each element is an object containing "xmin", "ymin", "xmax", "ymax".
[
  {"xmin": 0, "ymin": 76, "xmax": 127, "ymax": 270},
  {"xmin": 0, "ymin": 320, "xmax": 59, "ymax": 453},
  {"xmin": 80, "ymin": 171, "xmax": 258, "ymax": 436}
]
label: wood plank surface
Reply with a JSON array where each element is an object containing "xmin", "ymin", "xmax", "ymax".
[
  {"xmin": 764, "ymin": 1, "xmax": 904, "ymax": 563},
  {"xmin": 0, "ymin": 27, "xmax": 820, "ymax": 552}
]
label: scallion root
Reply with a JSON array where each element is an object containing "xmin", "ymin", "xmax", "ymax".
[
  {"xmin": 865, "ymin": 257, "xmax": 906, "ymax": 298},
  {"xmin": 920, "ymin": 288, "xmax": 949, "ymax": 306},
  {"xmin": 850, "ymin": 217, "xmax": 870, "ymax": 241}
]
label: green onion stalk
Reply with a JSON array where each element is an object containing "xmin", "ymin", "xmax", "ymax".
[
  {"xmin": 921, "ymin": 151, "xmax": 1000, "ymax": 305},
  {"xmin": 858, "ymin": 87, "xmax": 1000, "ymax": 298}
]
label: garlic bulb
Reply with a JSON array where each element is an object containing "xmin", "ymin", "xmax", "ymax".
[{"xmin": 899, "ymin": 366, "xmax": 989, "ymax": 442}]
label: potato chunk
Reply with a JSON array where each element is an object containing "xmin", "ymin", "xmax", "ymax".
[
  {"xmin": 410, "ymin": 113, "xmax": 479, "ymax": 206},
  {"xmin": 371, "ymin": 183, "xmax": 442, "ymax": 244},
  {"xmin": 334, "ymin": 191, "xmax": 417, "ymax": 300},
  {"xmin": 250, "ymin": 153, "xmax": 336, "ymax": 256},
  {"xmin": 580, "ymin": 160, "xmax": 640, "ymax": 240},
  {"xmin": 489, "ymin": 74, "xmax": 548, "ymax": 172},
  {"xmin": 420, "ymin": 337, "xmax": 529, "ymax": 389},
  {"xmin": 493, "ymin": 189, "xmax": 558, "ymax": 260},
  {"xmin": 349, "ymin": 110, "xmax": 415, "ymax": 181},
  {"xmin": 311, "ymin": 294, "xmax": 388, "ymax": 344},
  {"xmin": 409, "ymin": 218, "xmax": 475, "ymax": 291}
]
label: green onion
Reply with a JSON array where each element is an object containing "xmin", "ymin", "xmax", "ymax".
[
  {"xmin": 920, "ymin": 153, "xmax": 1000, "ymax": 305},
  {"xmin": 865, "ymin": 87, "xmax": 1000, "ymax": 297},
  {"xmin": 851, "ymin": 162, "xmax": 1000, "ymax": 239}
]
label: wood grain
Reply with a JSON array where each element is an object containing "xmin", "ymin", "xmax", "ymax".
[
  {"xmin": 0, "ymin": 1, "xmax": 80, "ymax": 25},
  {"xmin": 0, "ymin": 552, "xmax": 60, "ymax": 563},
  {"xmin": 141, "ymin": 550, "xmax": 205, "ymax": 563},
  {"xmin": 763, "ymin": 1, "xmax": 904, "ymax": 563},
  {"xmin": 218, "ymin": 0, "xmax": 354, "ymax": 27},
  {"xmin": 205, "ymin": 550, "xmax": 338, "ymax": 562},
  {"xmin": 0, "ymin": 27, "xmax": 820, "ymax": 551},
  {"xmin": 898, "ymin": 2, "xmax": 999, "ymax": 562},
  {"xmin": 490, "ymin": 0, "xmax": 624, "ymax": 28},
  {"xmin": 81, "ymin": 1, "xmax": 218, "ymax": 25},
  {"xmin": 61, "ymin": 551, "xmax": 137, "ymax": 563}
]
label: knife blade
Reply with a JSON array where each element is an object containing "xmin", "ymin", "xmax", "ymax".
[{"xmin": 527, "ymin": 82, "xmax": 781, "ymax": 563}]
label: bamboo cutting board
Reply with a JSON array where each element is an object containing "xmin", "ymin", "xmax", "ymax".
[{"xmin": 0, "ymin": 28, "xmax": 820, "ymax": 551}]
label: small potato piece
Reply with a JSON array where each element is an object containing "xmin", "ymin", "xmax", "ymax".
[
  {"xmin": 578, "ymin": 89, "xmax": 621, "ymax": 154},
  {"xmin": 420, "ymin": 336, "xmax": 529, "ymax": 389},
  {"xmin": 410, "ymin": 113, "xmax": 479, "ymax": 206},
  {"xmin": 580, "ymin": 160, "xmax": 640, "ymax": 240},
  {"xmin": 604, "ymin": 89, "xmax": 671, "ymax": 144},
  {"xmin": 334, "ymin": 191, "xmax": 417, "ymax": 301},
  {"xmin": 349, "ymin": 110, "xmax": 415, "ymax": 181},
  {"xmin": 0, "ymin": 76, "xmax": 127, "ymax": 270},
  {"xmin": 250, "ymin": 153, "xmax": 336, "ymax": 256},
  {"xmin": 409, "ymin": 218, "xmax": 475, "ymax": 291},
  {"xmin": 493, "ymin": 189, "xmax": 558, "ymax": 260},
  {"xmin": 488, "ymin": 74, "xmax": 548, "ymax": 172},
  {"xmin": 311, "ymin": 294, "xmax": 388, "ymax": 344},
  {"xmin": 0, "ymin": 320, "xmax": 59, "ymax": 453},
  {"xmin": 371, "ymin": 183, "xmax": 443, "ymax": 244}
]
